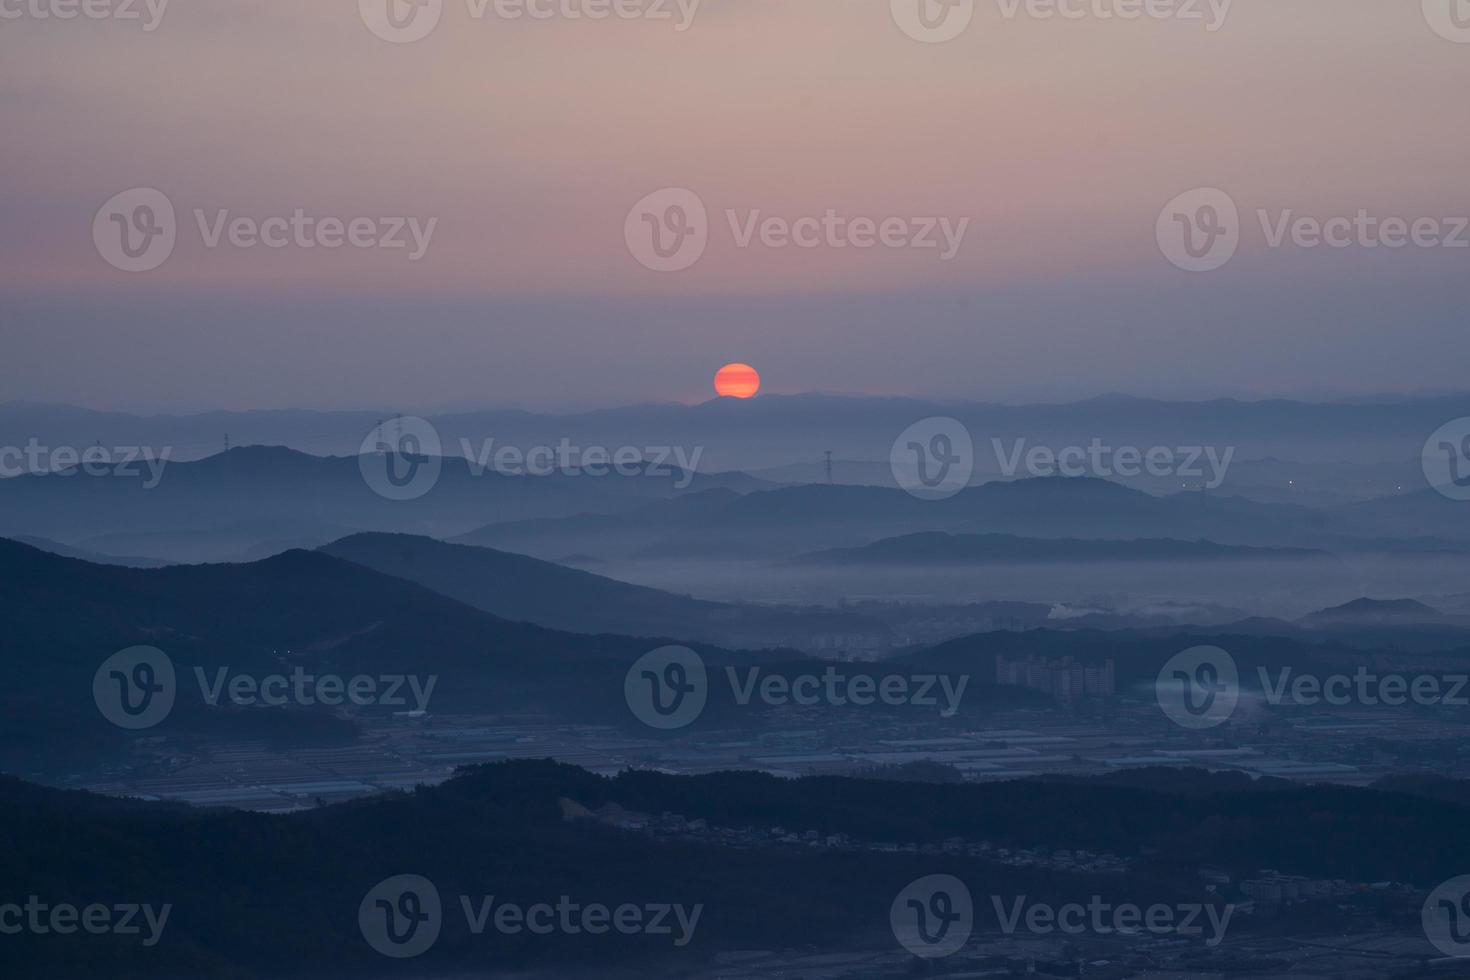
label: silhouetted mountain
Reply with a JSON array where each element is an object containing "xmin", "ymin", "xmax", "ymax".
[
  {"xmin": 320, "ymin": 532, "xmax": 886, "ymax": 649},
  {"xmin": 74, "ymin": 515, "xmax": 355, "ymax": 564},
  {"xmin": 0, "ymin": 539, "xmax": 776, "ymax": 773},
  {"xmin": 8, "ymin": 534, "xmax": 167, "ymax": 568},
  {"xmin": 0, "ymin": 445, "xmax": 749, "ymax": 563},
  {"xmin": 1299, "ymin": 597, "xmax": 1446, "ymax": 627},
  {"xmin": 794, "ymin": 532, "xmax": 1329, "ymax": 565}
]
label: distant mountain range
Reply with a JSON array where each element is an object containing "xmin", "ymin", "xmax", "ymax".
[
  {"xmin": 0, "ymin": 445, "xmax": 757, "ymax": 563},
  {"xmin": 458, "ymin": 476, "xmax": 1470, "ymax": 563},
  {"xmin": 3, "ymin": 405, "xmax": 1466, "ymax": 566},
  {"xmin": 794, "ymin": 532, "xmax": 1329, "ymax": 565},
  {"xmin": 5, "ymin": 391, "xmax": 1469, "ymax": 472}
]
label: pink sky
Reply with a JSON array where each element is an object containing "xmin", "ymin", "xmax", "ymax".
[{"xmin": 2, "ymin": 1, "xmax": 1468, "ymax": 409}]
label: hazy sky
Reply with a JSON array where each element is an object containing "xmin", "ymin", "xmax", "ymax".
[{"xmin": 2, "ymin": 0, "xmax": 1468, "ymax": 411}]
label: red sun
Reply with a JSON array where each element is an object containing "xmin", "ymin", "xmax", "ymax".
[{"xmin": 713, "ymin": 363, "xmax": 761, "ymax": 399}]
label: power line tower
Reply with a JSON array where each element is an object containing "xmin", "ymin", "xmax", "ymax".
[{"xmin": 824, "ymin": 450, "xmax": 833, "ymax": 484}]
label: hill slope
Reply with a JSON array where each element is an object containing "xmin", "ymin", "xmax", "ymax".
[{"xmin": 320, "ymin": 532, "xmax": 883, "ymax": 648}]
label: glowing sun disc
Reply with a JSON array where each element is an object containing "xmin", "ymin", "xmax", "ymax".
[{"xmin": 714, "ymin": 363, "xmax": 761, "ymax": 399}]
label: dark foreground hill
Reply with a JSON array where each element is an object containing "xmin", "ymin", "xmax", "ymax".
[
  {"xmin": 0, "ymin": 760, "xmax": 1463, "ymax": 978},
  {"xmin": 0, "ymin": 539, "xmax": 789, "ymax": 774}
]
